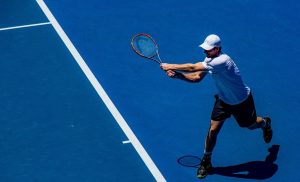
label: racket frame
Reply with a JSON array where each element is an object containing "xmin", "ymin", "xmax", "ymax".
[{"xmin": 131, "ymin": 33, "xmax": 163, "ymax": 64}]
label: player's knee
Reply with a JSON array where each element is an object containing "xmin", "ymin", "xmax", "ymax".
[
  {"xmin": 208, "ymin": 120, "xmax": 224, "ymax": 137},
  {"xmin": 247, "ymin": 122, "xmax": 260, "ymax": 130},
  {"xmin": 247, "ymin": 126, "xmax": 256, "ymax": 130},
  {"xmin": 208, "ymin": 128, "xmax": 219, "ymax": 138}
]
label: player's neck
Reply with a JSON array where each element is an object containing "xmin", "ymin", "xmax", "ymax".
[{"xmin": 211, "ymin": 51, "xmax": 221, "ymax": 59}]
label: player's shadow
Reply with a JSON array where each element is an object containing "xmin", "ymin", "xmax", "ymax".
[{"xmin": 177, "ymin": 144, "xmax": 280, "ymax": 180}]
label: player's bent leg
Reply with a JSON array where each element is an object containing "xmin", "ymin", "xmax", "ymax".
[
  {"xmin": 247, "ymin": 116, "xmax": 265, "ymax": 130},
  {"xmin": 247, "ymin": 116, "xmax": 273, "ymax": 143}
]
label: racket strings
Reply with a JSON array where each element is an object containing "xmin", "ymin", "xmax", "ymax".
[
  {"xmin": 134, "ymin": 37, "xmax": 157, "ymax": 57},
  {"xmin": 131, "ymin": 33, "xmax": 163, "ymax": 64}
]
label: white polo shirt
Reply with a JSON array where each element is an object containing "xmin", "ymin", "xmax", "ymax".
[{"xmin": 202, "ymin": 53, "xmax": 250, "ymax": 105}]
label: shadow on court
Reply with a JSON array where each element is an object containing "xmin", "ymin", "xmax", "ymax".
[{"xmin": 178, "ymin": 145, "xmax": 280, "ymax": 180}]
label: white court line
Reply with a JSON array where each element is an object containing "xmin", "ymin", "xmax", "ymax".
[
  {"xmin": 0, "ymin": 22, "xmax": 51, "ymax": 31},
  {"xmin": 35, "ymin": 0, "xmax": 166, "ymax": 181},
  {"xmin": 122, "ymin": 140, "xmax": 131, "ymax": 144}
]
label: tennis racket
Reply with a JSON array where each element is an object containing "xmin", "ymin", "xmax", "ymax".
[{"xmin": 131, "ymin": 33, "xmax": 163, "ymax": 64}]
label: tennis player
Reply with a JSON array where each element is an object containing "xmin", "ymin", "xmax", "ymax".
[{"xmin": 160, "ymin": 34, "xmax": 272, "ymax": 179}]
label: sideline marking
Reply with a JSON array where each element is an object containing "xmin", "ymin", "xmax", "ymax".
[
  {"xmin": 0, "ymin": 22, "xmax": 51, "ymax": 31},
  {"xmin": 36, "ymin": 0, "xmax": 166, "ymax": 181}
]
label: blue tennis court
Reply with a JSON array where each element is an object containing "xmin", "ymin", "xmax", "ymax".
[{"xmin": 1, "ymin": 0, "xmax": 299, "ymax": 181}]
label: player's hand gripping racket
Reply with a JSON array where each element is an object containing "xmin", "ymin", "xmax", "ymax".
[{"xmin": 131, "ymin": 33, "xmax": 163, "ymax": 64}]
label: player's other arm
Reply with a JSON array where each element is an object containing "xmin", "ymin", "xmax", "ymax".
[
  {"xmin": 160, "ymin": 62, "xmax": 206, "ymax": 72},
  {"xmin": 166, "ymin": 70, "xmax": 207, "ymax": 83}
]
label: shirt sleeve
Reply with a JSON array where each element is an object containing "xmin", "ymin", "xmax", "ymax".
[
  {"xmin": 202, "ymin": 55, "xmax": 228, "ymax": 73},
  {"xmin": 201, "ymin": 57, "xmax": 213, "ymax": 71}
]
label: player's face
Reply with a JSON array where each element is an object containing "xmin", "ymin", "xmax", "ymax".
[{"xmin": 204, "ymin": 47, "xmax": 220, "ymax": 58}]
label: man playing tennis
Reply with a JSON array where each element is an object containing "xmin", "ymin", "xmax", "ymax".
[{"xmin": 160, "ymin": 34, "xmax": 272, "ymax": 179}]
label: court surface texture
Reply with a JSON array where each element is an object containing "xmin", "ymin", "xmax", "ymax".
[{"xmin": 0, "ymin": 0, "xmax": 299, "ymax": 181}]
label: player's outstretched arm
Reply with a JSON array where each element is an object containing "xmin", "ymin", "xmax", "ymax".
[
  {"xmin": 165, "ymin": 70, "xmax": 207, "ymax": 83},
  {"xmin": 160, "ymin": 62, "xmax": 206, "ymax": 72}
]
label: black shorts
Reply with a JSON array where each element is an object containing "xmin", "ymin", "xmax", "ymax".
[{"xmin": 211, "ymin": 93, "xmax": 257, "ymax": 128}]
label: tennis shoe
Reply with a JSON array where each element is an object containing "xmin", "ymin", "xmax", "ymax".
[
  {"xmin": 262, "ymin": 117, "xmax": 272, "ymax": 143},
  {"xmin": 197, "ymin": 156, "xmax": 212, "ymax": 179}
]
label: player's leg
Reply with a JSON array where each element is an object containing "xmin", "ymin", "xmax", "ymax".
[
  {"xmin": 204, "ymin": 119, "xmax": 225, "ymax": 155},
  {"xmin": 197, "ymin": 119, "xmax": 225, "ymax": 179},
  {"xmin": 197, "ymin": 95, "xmax": 230, "ymax": 179},
  {"xmin": 233, "ymin": 93, "xmax": 272, "ymax": 143},
  {"xmin": 247, "ymin": 115, "xmax": 267, "ymax": 128},
  {"xmin": 248, "ymin": 116, "xmax": 272, "ymax": 143}
]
